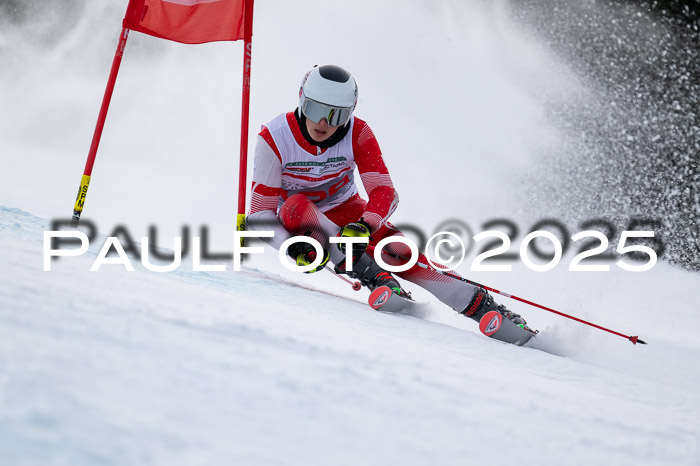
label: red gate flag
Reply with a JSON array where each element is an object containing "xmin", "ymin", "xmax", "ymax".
[
  {"xmin": 123, "ymin": 0, "xmax": 246, "ymax": 44},
  {"xmin": 72, "ymin": 0, "xmax": 254, "ymax": 228}
]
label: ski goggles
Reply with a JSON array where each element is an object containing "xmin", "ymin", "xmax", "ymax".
[{"xmin": 301, "ymin": 98, "xmax": 353, "ymax": 127}]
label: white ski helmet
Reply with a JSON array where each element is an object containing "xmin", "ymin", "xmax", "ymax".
[{"xmin": 299, "ymin": 65, "xmax": 358, "ymax": 127}]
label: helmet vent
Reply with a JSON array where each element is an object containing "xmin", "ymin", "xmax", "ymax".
[{"xmin": 318, "ymin": 65, "xmax": 351, "ymax": 83}]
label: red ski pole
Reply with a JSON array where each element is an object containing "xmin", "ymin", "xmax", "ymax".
[
  {"xmin": 325, "ymin": 266, "xmax": 362, "ymax": 291},
  {"xmin": 378, "ymin": 250, "xmax": 647, "ymax": 345},
  {"xmin": 444, "ymin": 271, "xmax": 646, "ymax": 345}
]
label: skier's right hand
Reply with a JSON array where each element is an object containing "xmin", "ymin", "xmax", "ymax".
[{"xmin": 287, "ymin": 241, "xmax": 330, "ymax": 273}]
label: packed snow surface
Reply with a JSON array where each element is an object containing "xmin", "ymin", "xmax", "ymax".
[{"xmin": 1, "ymin": 206, "xmax": 699, "ymax": 465}]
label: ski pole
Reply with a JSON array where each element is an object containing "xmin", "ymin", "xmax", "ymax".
[
  {"xmin": 325, "ymin": 266, "xmax": 362, "ymax": 291},
  {"xmin": 445, "ymin": 270, "xmax": 645, "ymax": 345},
  {"xmin": 377, "ymin": 250, "xmax": 646, "ymax": 345}
]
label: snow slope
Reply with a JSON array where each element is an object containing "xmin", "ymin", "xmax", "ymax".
[{"xmin": 2, "ymin": 206, "xmax": 699, "ymax": 466}]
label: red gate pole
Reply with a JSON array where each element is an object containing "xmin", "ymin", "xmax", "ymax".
[
  {"xmin": 72, "ymin": 27, "xmax": 130, "ymax": 227},
  {"xmin": 236, "ymin": 0, "xmax": 255, "ymax": 242}
]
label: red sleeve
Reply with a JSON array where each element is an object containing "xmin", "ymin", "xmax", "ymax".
[
  {"xmin": 249, "ymin": 129, "xmax": 282, "ymax": 215},
  {"xmin": 250, "ymin": 182, "xmax": 281, "ymax": 215},
  {"xmin": 352, "ymin": 118, "xmax": 398, "ymax": 231},
  {"xmin": 259, "ymin": 126, "xmax": 282, "ymax": 163}
]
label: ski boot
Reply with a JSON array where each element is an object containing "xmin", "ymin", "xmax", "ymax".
[
  {"xmin": 336, "ymin": 252, "xmax": 410, "ymax": 298},
  {"xmin": 461, "ymin": 287, "xmax": 526, "ymax": 326},
  {"xmin": 462, "ymin": 288, "xmax": 538, "ymax": 344}
]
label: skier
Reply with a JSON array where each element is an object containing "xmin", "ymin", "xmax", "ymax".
[{"xmin": 246, "ymin": 64, "xmax": 529, "ymax": 328}]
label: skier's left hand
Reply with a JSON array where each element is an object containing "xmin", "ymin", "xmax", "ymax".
[
  {"xmin": 287, "ymin": 241, "xmax": 330, "ymax": 273},
  {"xmin": 337, "ymin": 220, "xmax": 372, "ymax": 255}
]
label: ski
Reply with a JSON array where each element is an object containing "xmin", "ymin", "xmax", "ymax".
[
  {"xmin": 368, "ymin": 286, "xmax": 416, "ymax": 313},
  {"xmin": 479, "ymin": 310, "xmax": 538, "ymax": 346}
]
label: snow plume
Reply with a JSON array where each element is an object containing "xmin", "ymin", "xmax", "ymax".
[
  {"xmin": 1, "ymin": 0, "xmax": 696, "ymax": 267},
  {"xmin": 507, "ymin": 0, "xmax": 700, "ymax": 271}
]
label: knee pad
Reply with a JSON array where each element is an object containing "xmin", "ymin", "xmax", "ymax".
[{"xmin": 279, "ymin": 194, "xmax": 323, "ymax": 235}]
